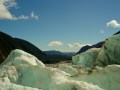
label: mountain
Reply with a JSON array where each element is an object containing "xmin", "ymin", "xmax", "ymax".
[
  {"xmin": 63, "ymin": 52, "xmax": 76, "ymax": 56},
  {"xmin": 44, "ymin": 50, "xmax": 72, "ymax": 63},
  {"xmin": 44, "ymin": 50, "xmax": 65, "ymax": 55},
  {"xmin": 0, "ymin": 31, "xmax": 47, "ymax": 64},
  {"xmin": 76, "ymin": 41, "xmax": 104, "ymax": 55},
  {"xmin": 76, "ymin": 45, "xmax": 92, "ymax": 55},
  {"xmin": 44, "ymin": 50, "xmax": 75, "ymax": 56},
  {"xmin": 0, "ymin": 31, "xmax": 72, "ymax": 64},
  {"xmin": 76, "ymin": 31, "xmax": 120, "ymax": 55}
]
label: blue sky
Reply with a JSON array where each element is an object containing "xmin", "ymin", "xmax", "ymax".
[{"xmin": 0, "ymin": 0, "xmax": 120, "ymax": 52}]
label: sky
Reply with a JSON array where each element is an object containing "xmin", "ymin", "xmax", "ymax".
[{"xmin": 0, "ymin": 0, "xmax": 120, "ymax": 52}]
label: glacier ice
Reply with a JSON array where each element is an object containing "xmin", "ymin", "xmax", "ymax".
[
  {"xmin": 72, "ymin": 48, "xmax": 100, "ymax": 68},
  {"xmin": 0, "ymin": 49, "xmax": 103, "ymax": 90},
  {"xmin": 72, "ymin": 34, "xmax": 120, "ymax": 68},
  {"xmin": 71, "ymin": 34, "xmax": 120, "ymax": 90},
  {"xmin": 1, "ymin": 49, "xmax": 120, "ymax": 90},
  {"xmin": 97, "ymin": 34, "xmax": 120, "ymax": 66}
]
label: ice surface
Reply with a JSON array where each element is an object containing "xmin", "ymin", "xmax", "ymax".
[
  {"xmin": 56, "ymin": 63, "xmax": 120, "ymax": 90},
  {"xmin": 1, "ymin": 49, "xmax": 45, "ymax": 67},
  {"xmin": 1, "ymin": 49, "xmax": 120, "ymax": 90},
  {"xmin": 72, "ymin": 34, "xmax": 120, "ymax": 68},
  {"xmin": 72, "ymin": 48, "xmax": 100, "ymax": 68},
  {"xmin": 0, "ymin": 82, "xmax": 41, "ymax": 90},
  {"xmin": 0, "ymin": 49, "xmax": 103, "ymax": 90},
  {"xmin": 70, "ymin": 35, "xmax": 120, "ymax": 90},
  {"xmin": 97, "ymin": 34, "xmax": 120, "ymax": 66},
  {"xmin": 71, "ymin": 64, "xmax": 120, "ymax": 90},
  {"xmin": 58, "ymin": 64, "xmax": 78, "ymax": 76}
]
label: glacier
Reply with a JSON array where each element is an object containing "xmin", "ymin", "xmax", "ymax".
[
  {"xmin": 72, "ymin": 34, "xmax": 120, "ymax": 68},
  {"xmin": 0, "ymin": 49, "xmax": 104, "ymax": 90},
  {"xmin": 0, "ymin": 49, "xmax": 120, "ymax": 90},
  {"xmin": 97, "ymin": 34, "xmax": 120, "ymax": 66},
  {"xmin": 72, "ymin": 48, "xmax": 100, "ymax": 68},
  {"xmin": 71, "ymin": 34, "xmax": 120, "ymax": 90}
]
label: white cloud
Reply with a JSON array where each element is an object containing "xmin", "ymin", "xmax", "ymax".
[
  {"xmin": 30, "ymin": 11, "xmax": 38, "ymax": 20},
  {"xmin": 107, "ymin": 20, "xmax": 120, "ymax": 28},
  {"xmin": 4, "ymin": 0, "xmax": 17, "ymax": 9},
  {"xmin": 48, "ymin": 41, "xmax": 63, "ymax": 46},
  {"xmin": 17, "ymin": 12, "xmax": 38, "ymax": 20},
  {"xmin": 0, "ymin": 0, "xmax": 15, "ymax": 20},
  {"xmin": 18, "ymin": 15, "xmax": 29, "ymax": 20},
  {"xmin": 0, "ymin": 0, "xmax": 39, "ymax": 20},
  {"xmin": 16, "ymin": 12, "xmax": 38, "ymax": 20},
  {"xmin": 68, "ymin": 43, "xmax": 91, "ymax": 48}
]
